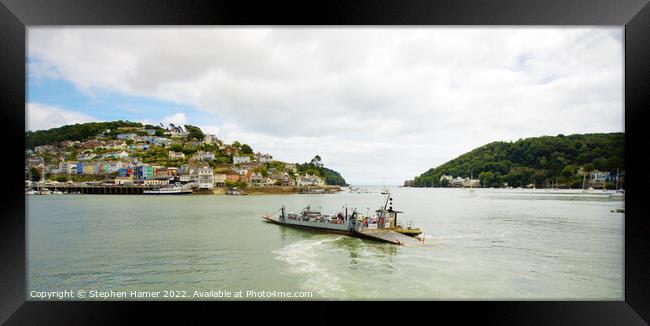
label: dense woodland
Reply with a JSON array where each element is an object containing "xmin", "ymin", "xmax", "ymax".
[{"xmin": 413, "ymin": 133, "xmax": 624, "ymax": 188}]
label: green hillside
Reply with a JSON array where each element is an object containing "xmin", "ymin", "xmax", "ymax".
[
  {"xmin": 25, "ymin": 121, "xmax": 147, "ymax": 149},
  {"xmin": 296, "ymin": 163, "xmax": 348, "ymax": 186},
  {"xmin": 413, "ymin": 133, "xmax": 624, "ymax": 188}
]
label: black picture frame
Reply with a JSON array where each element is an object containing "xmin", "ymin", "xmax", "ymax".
[{"xmin": 1, "ymin": 0, "xmax": 648, "ymax": 324}]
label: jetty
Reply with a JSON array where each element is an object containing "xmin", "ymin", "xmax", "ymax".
[{"xmin": 38, "ymin": 184, "xmax": 158, "ymax": 195}]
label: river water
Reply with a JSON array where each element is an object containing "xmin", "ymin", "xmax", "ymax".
[{"xmin": 26, "ymin": 187, "xmax": 624, "ymax": 300}]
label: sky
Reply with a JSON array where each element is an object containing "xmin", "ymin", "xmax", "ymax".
[{"xmin": 27, "ymin": 27, "xmax": 624, "ymax": 185}]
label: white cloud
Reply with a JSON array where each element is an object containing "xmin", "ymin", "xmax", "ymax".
[
  {"xmin": 26, "ymin": 102, "xmax": 98, "ymax": 131},
  {"xmin": 28, "ymin": 27, "xmax": 624, "ymax": 184}
]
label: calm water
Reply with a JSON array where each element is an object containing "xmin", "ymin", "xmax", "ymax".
[{"xmin": 27, "ymin": 187, "xmax": 624, "ymax": 300}]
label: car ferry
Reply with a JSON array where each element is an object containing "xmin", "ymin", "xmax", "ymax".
[{"xmin": 262, "ymin": 191, "xmax": 424, "ymax": 246}]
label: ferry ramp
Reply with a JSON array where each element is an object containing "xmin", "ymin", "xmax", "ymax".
[{"xmin": 357, "ymin": 230, "xmax": 424, "ymax": 246}]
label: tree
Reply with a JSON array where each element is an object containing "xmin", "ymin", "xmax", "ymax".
[
  {"xmin": 184, "ymin": 125, "xmax": 205, "ymax": 141},
  {"xmin": 310, "ymin": 155, "xmax": 323, "ymax": 167},
  {"xmin": 582, "ymin": 163, "xmax": 595, "ymax": 174},
  {"xmin": 169, "ymin": 144, "xmax": 183, "ymax": 152},
  {"xmin": 240, "ymin": 144, "xmax": 253, "ymax": 154},
  {"xmin": 561, "ymin": 165, "xmax": 575, "ymax": 178},
  {"xmin": 29, "ymin": 167, "xmax": 41, "ymax": 182},
  {"xmin": 411, "ymin": 133, "xmax": 623, "ymax": 188},
  {"xmin": 592, "ymin": 157, "xmax": 607, "ymax": 171}
]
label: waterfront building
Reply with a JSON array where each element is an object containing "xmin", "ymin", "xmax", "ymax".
[
  {"xmin": 462, "ymin": 179, "xmax": 480, "ymax": 188},
  {"xmin": 271, "ymin": 172, "xmax": 293, "ymax": 187},
  {"xmin": 450, "ymin": 176, "xmax": 466, "ymax": 187},
  {"xmin": 250, "ymin": 172, "xmax": 265, "ymax": 187},
  {"xmin": 153, "ymin": 167, "xmax": 176, "ymax": 178},
  {"xmin": 58, "ymin": 161, "xmax": 78, "ymax": 175},
  {"xmin": 82, "ymin": 164, "xmax": 97, "ymax": 175},
  {"xmin": 197, "ymin": 165, "xmax": 214, "ymax": 190},
  {"xmin": 226, "ymin": 173, "xmax": 240, "ymax": 182},
  {"xmin": 178, "ymin": 174, "xmax": 197, "ymax": 183},
  {"xmin": 295, "ymin": 173, "xmax": 325, "ymax": 187},
  {"xmin": 117, "ymin": 167, "xmax": 134, "ymax": 177},
  {"xmin": 214, "ymin": 174, "xmax": 227, "ymax": 187},
  {"xmin": 440, "ymin": 175, "xmax": 453, "ymax": 183},
  {"xmin": 114, "ymin": 176, "xmax": 134, "ymax": 185},
  {"xmin": 135, "ymin": 165, "xmax": 154, "ymax": 179}
]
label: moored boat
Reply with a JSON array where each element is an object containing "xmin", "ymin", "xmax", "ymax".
[{"xmin": 143, "ymin": 185, "xmax": 192, "ymax": 195}]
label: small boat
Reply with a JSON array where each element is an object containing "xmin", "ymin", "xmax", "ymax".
[
  {"xmin": 226, "ymin": 187, "xmax": 247, "ymax": 195},
  {"xmin": 609, "ymin": 189, "xmax": 624, "ymax": 198},
  {"xmin": 51, "ymin": 190, "xmax": 64, "ymax": 195},
  {"xmin": 143, "ymin": 185, "xmax": 192, "ymax": 195},
  {"xmin": 25, "ymin": 190, "xmax": 37, "ymax": 195}
]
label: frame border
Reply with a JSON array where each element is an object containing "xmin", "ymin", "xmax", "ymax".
[{"xmin": 1, "ymin": 0, "xmax": 648, "ymax": 324}]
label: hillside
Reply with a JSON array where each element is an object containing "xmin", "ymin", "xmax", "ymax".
[
  {"xmin": 25, "ymin": 121, "xmax": 347, "ymax": 186},
  {"xmin": 296, "ymin": 163, "xmax": 348, "ymax": 186},
  {"xmin": 412, "ymin": 133, "xmax": 624, "ymax": 188}
]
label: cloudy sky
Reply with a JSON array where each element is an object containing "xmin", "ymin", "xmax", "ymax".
[{"xmin": 27, "ymin": 27, "xmax": 623, "ymax": 185}]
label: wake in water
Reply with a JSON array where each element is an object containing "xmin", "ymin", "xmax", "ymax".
[{"xmin": 272, "ymin": 236, "xmax": 348, "ymax": 298}]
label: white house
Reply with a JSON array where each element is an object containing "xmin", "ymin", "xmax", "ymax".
[
  {"xmin": 197, "ymin": 166, "xmax": 214, "ymax": 189},
  {"xmin": 168, "ymin": 151, "xmax": 185, "ymax": 160},
  {"xmin": 102, "ymin": 151, "xmax": 130, "ymax": 159},
  {"xmin": 295, "ymin": 174, "xmax": 325, "ymax": 187},
  {"xmin": 233, "ymin": 155, "xmax": 251, "ymax": 165},
  {"xmin": 450, "ymin": 176, "xmax": 466, "ymax": 187},
  {"xmin": 193, "ymin": 151, "xmax": 215, "ymax": 161},
  {"xmin": 250, "ymin": 172, "xmax": 265, "ymax": 187},
  {"xmin": 116, "ymin": 133, "xmax": 137, "ymax": 140},
  {"xmin": 440, "ymin": 175, "xmax": 453, "ymax": 182},
  {"xmin": 462, "ymin": 179, "xmax": 480, "ymax": 188},
  {"xmin": 255, "ymin": 153, "xmax": 273, "ymax": 163}
]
